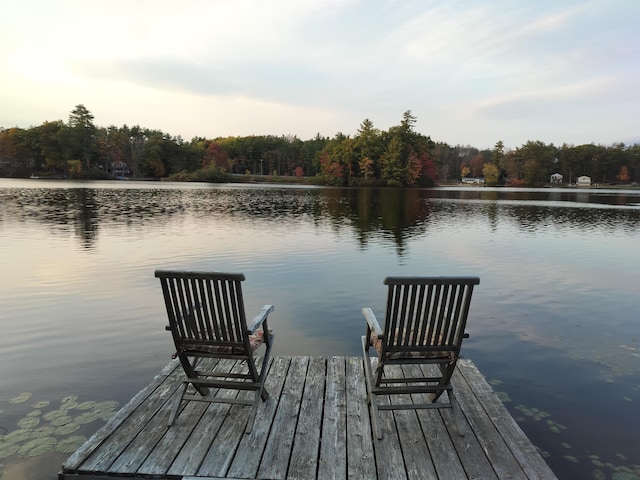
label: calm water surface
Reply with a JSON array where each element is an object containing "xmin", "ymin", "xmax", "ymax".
[{"xmin": 1, "ymin": 179, "xmax": 639, "ymax": 480}]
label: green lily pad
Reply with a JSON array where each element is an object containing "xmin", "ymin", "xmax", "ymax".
[
  {"xmin": 55, "ymin": 423, "xmax": 80, "ymax": 435},
  {"xmin": 55, "ymin": 435, "xmax": 87, "ymax": 454},
  {"xmin": 29, "ymin": 444, "xmax": 55, "ymax": 456},
  {"xmin": 92, "ymin": 400, "xmax": 118, "ymax": 412},
  {"xmin": 2, "ymin": 429, "xmax": 32, "ymax": 445},
  {"xmin": 592, "ymin": 469, "xmax": 607, "ymax": 480},
  {"xmin": 61, "ymin": 395, "xmax": 78, "ymax": 405},
  {"xmin": 612, "ymin": 472, "xmax": 640, "ymax": 480},
  {"xmin": 495, "ymin": 391, "xmax": 511, "ymax": 403},
  {"xmin": 9, "ymin": 393, "xmax": 32, "ymax": 404},
  {"xmin": 0, "ymin": 444, "xmax": 19, "ymax": 459},
  {"xmin": 31, "ymin": 426, "xmax": 55, "ymax": 438},
  {"xmin": 19, "ymin": 436, "xmax": 57, "ymax": 457},
  {"xmin": 18, "ymin": 436, "xmax": 56, "ymax": 455},
  {"xmin": 74, "ymin": 412, "xmax": 99, "ymax": 424},
  {"xmin": 76, "ymin": 401, "xmax": 97, "ymax": 411},
  {"xmin": 43, "ymin": 410, "xmax": 68, "ymax": 422},
  {"xmin": 50, "ymin": 415, "xmax": 73, "ymax": 427},
  {"xmin": 32, "ymin": 401, "xmax": 50, "ymax": 409},
  {"xmin": 92, "ymin": 401, "xmax": 119, "ymax": 420},
  {"xmin": 17, "ymin": 416, "xmax": 40, "ymax": 429}
]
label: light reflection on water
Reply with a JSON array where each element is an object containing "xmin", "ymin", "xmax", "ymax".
[{"xmin": 1, "ymin": 179, "xmax": 639, "ymax": 480}]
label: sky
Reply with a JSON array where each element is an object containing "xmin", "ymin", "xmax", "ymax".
[{"xmin": 1, "ymin": 0, "xmax": 638, "ymax": 150}]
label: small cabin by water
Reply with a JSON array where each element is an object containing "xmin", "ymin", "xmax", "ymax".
[{"xmin": 577, "ymin": 175, "xmax": 591, "ymax": 186}]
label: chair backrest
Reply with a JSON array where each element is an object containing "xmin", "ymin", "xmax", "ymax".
[
  {"xmin": 155, "ymin": 270, "xmax": 249, "ymax": 352},
  {"xmin": 382, "ymin": 276, "xmax": 480, "ymax": 358}
]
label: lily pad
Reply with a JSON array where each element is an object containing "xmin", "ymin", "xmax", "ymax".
[
  {"xmin": 9, "ymin": 393, "xmax": 32, "ymax": 404},
  {"xmin": 55, "ymin": 435, "xmax": 87, "ymax": 454},
  {"xmin": 17, "ymin": 416, "xmax": 40, "ymax": 429},
  {"xmin": 2, "ymin": 429, "xmax": 32, "ymax": 445},
  {"xmin": 612, "ymin": 472, "xmax": 640, "ymax": 480},
  {"xmin": 29, "ymin": 443, "xmax": 55, "ymax": 457},
  {"xmin": 18, "ymin": 436, "xmax": 55, "ymax": 455},
  {"xmin": 76, "ymin": 401, "xmax": 97, "ymax": 411},
  {"xmin": 92, "ymin": 401, "xmax": 119, "ymax": 420},
  {"xmin": 74, "ymin": 411, "xmax": 100, "ymax": 424},
  {"xmin": 31, "ymin": 426, "xmax": 55, "ymax": 438},
  {"xmin": 61, "ymin": 395, "xmax": 78, "ymax": 405},
  {"xmin": 50, "ymin": 415, "xmax": 73, "ymax": 427},
  {"xmin": 592, "ymin": 469, "xmax": 607, "ymax": 480},
  {"xmin": 55, "ymin": 423, "xmax": 80, "ymax": 435},
  {"xmin": 32, "ymin": 401, "xmax": 50, "ymax": 409},
  {"xmin": 0, "ymin": 444, "xmax": 19, "ymax": 459},
  {"xmin": 43, "ymin": 410, "xmax": 68, "ymax": 422},
  {"xmin": 19, "ymin": 436, "xmax": 57, "ymax": 457},
  {"xmin": 495, "ymin": 391, "xmax": 511, "ymax": 403}
]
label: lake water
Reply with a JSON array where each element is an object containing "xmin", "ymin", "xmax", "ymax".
[{"xmin": 1, "ymin": 178, "xmax": 639, "ymax": 480}]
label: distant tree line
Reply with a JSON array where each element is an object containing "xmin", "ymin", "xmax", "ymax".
[{"xmin": 1, "ymin": 105, "xmax": 638, "ymax": 186}]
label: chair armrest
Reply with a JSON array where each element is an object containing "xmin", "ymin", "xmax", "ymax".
[
  {"xmin": 248, "ymin": 304, "xmax": 275, "ymax": 333},
  {"xmin": 362, "ymin": 307, "xmax": 383, "ymax": 337}
]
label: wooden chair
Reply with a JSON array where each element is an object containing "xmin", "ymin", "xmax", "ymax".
[
  {"xmin": 155, "ymin": 270, "xmax": 275, "ymax": 433},
  {"xmin": 362, "ymin": 276, "xmax": 480, "ymax": 439}
]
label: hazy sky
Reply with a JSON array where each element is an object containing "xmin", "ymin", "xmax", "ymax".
[{"xmin": 1, "ymin": 0, "xmax": 638, "ymax": 150}]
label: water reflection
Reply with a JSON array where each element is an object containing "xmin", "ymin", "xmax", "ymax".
[{"xmin": 3, "ymin": 182, "xmax": 639, "ymax": 253}]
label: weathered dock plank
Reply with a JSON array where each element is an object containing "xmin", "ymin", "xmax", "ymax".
[
  {"xmin": 344, "ymin": 356, "xmax": 376, "ymax": 480},
  {"xmin": 222, "ymin": 355, "xmax": 291, "ymax": 479},
  {"xmin": 288, "ymin": 356, "xmax": 325, "ymax": 480},
  {"xmin": 60, "ymin": 356, "xmax": 557, "ymax": 480}
]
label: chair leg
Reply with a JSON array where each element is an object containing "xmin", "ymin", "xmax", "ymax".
[
  {"xmin": 448, "ymin": 390, "xmax": 466, "ymax": 436},
  {"xmin": 245, "ymin": 377, "xmax": 267, "ymax": 434},
  {"xmin": 362, "ymin": 336, "xmax": 383, "ymax": 440},
  {"xmin": 245, "ymin": 398, "xmax": 259, "ymax": 434},
  {"xmin": 168, "ymin": 382, "xmax": 188, "ymax": 426},
  {"xmin": 258, "ymin": 347, "xmax": 273, "ymax": 402},
  {"xmin": 369, "ymin": 393, "xmax": 382, "ymax": 440},
  {"xmin": 178, "ymin": 354, "xmax": 209, "ymax": 396},
  {"xmin": 428, "ymin": 362, "xmax": 455, "ymax": 403},
  {"xmin": 244, "ymin": 347, "xmax": 273, "ymax": 434}
]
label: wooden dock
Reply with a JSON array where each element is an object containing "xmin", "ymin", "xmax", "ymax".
[{"xmin": 60, "ymin": 356, "xmax": 557, "ymax": 479}]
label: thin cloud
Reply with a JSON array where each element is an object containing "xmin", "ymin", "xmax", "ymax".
[{"xmin": 1, "ymin": 0, "xmax": 638, "ymax": 148}]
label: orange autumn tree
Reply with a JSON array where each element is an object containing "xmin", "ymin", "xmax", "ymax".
[
  {"xmin": 616, "ymin": 165, "xmax": 630, "ymax": 182},
  {"xmin": 202, "ymin": 142, "xmax": 231, "ymax": 171},
  {"xmin": 407, "ymin": 150, "xmax": 437, "ymax": 186}
]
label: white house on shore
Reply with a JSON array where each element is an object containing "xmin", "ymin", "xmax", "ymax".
[
  {"xmin": 461, "ymin": 177, "xmax": 484, "ymax": 184},
  {"xmin": 577, "ymin": 175, "xmax": 591, "ymax": 186},
  {"xmin": 550, "ymin": 173, "xmax": 563, "ymax": 183}
]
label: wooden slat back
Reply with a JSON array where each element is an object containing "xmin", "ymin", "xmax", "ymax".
[
  {"xmin": 382, "ymin": 277, "xmax": 479, "ymax": 357},
  {"xmin": 155, "ymin": 270, "xmax": 248, "ymax": 351}
]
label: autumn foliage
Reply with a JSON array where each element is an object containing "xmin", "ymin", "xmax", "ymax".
[{"xmin": 1, "ymin": 105, "xmax": 639, "ymax": 186}]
